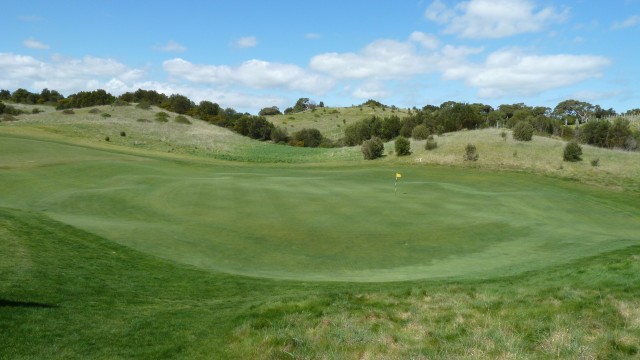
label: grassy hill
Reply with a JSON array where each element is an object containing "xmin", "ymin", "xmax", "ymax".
[
  {"xmin": 1, "ymin": 103, "xmax": 640, "ymax": 358},
  {"xmin": 268, "ymin": 105, "xmax": 410, "ymax": 140}
]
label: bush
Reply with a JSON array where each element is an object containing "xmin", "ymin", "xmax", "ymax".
[
  {"xmin": 136, "ymin": 100, "xmax": 151, "ymax": 110},
  {"xmin": 270, "ymin": 126, "xmax": 289, "ymax": 144},
  {"xmin": 105, "ymin": 136, "xmax": 110, "ymax": 142},
  {"xmin": 101, "ymin": 113, "xmax": 111, "ymax": 118},
  {"xmin": 62, "ymin": 109, "xmax": 75, "ymax": 115},
  {"xmin": 361, "ymin": 137, "xmax": 384, "ymax": 160},
  {"xmin": 464, "ymin": 143, "xmax": 479, "ymax": 161},
  {"xmin": 112, "ymin": 99, "xmax": 129, "ymax": 106},
  {"xmin": 292, "ymin": 128, "xmax": 323, "ymax": 147},
  {"xmin": 120, "ymin": 131, "xmax": 126, "ymax": 137},
  {"xmin": 411, "ymin": 124, "xmax": 430, "ymax": 140},
  {"xmin": 394, "ymin": 136, "xmax": 411, "ymax": 156},
  {"xmin": 155, "ymin": 112, "xmax": 169, "ymax": 122},
  {"xmin": 590, "ymin": 158, "xmax": 600, "ymax": 167},
  {"xmin": 512, "ymin": 121, "xmax": 534, "ymax": 141},
  {"xmin": 425, "ymin": 135, "xmax": 438, "ymax": 150},
  {"xmin": 500, "ymin": 131, "xmax": 507, "ymax": 141},
  {"xmin": 31, "ymin": 108, "xmax": 43, "ymax": 114},
  {"xmin": 174, "ymin": 115, "xmax": 191, "ymax": 124},
  {"xmin": 563, "ymin": 141, "xmax": 582, "ymax": 162},
  {"xmin": 89, "ymin": 108, "xmax": 100, "ymax": 114},
  {"xmin": 136, "ymin": 118, "xmax": 151, "ymax": 123}
]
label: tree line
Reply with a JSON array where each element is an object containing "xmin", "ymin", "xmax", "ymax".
[{"xmin": 2, "ymin": 88, "xmax": 639, "ymax": 152}]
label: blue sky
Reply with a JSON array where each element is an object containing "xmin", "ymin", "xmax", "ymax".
[{"xmin": 2, "ymin": 0, "xmax": 639, "ymax": 113}]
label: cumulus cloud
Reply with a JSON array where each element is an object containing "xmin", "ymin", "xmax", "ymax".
[
  {"xmin": 163, "ymin": 58, "xmax": 334, "ymax": 94},
  {"xmin": 443, "ymin": 49, "xmax": 611, "ymax": 97},
  {"xmin": 23, "ymin": 39, "xmax": 50, "ymax": 50},
  {"xmin": 425, "ymin": 0, "xmax": 567, "ymax": 38},
  {"xmin": 0, "ymin": 52, "xmax": 145, "ymax": 94},
  {"xmin": 352, "ymin": 81, "xmax": 389, "ymax": 99},
  {"xmin": 234, "ymin": 36, "xmax": 257, "ymax": 48},
  {"xmin": 309, "ymin": 32, "xmax": 479, "ymax": 80},
  {"xmin": 156, "ymin": 40, "xmax": 186, "ymax": 53},
  {"xmin": 612, "ymin": 15, "xmax": 640, "ymax": 29}
]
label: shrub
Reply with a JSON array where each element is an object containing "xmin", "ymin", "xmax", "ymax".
[
  {"xmin": 1, "ymin": 114, "xmax": 18, "ymax": 122},
  {"xmin": 31, "ymin": 108, "xmax": 43, "ymax": 114},
  {"xmin": 590, "ymin": 158, "xmax": 600, "ymax": 167},
  {"xmin": 411, "ymin": 124, "xmax": 430, "ymax": 140},
  {"xmin": 120, "ymin": 131, "xmax": 126, "ymax": 137},
  {"xmin": 464, "ymin": 143, "xmax": 479, "ymax": 161},
  {"xmin": 174, "ymin": 115, "xmax": 191, "ymax": 124},
  {"xmin": 101, "ymin": 113, "xmax": 111, "ymax": 118},
  {"xmin": 292, "ymin": 128, "xmax": 323, "ymax": 148},
  {"xmin": 500, "ymin": 130, "xmax": 507, "ymax": 141},
  {"xmin": 136, "ymin": 100, "xmax": 151, "ymax": 110},
  {"xmin": 270, "ymin": 126, "xmax": 289, "ymax": 144},
  {"xmin": 136, "ymin": 118, "xmax": 151, "ymax": 123},
  {"xmin": 361, "ymin": 137, "xmax": 384, "ymax": 160},
  {"xmin": 155, "ymin": 112, "xmax": 169, "ymax": 122},
  {"xmin": 425, "ymin": 135, "xmax": 438, "ymax": 150},
  {"xmin": 563, "ymin": 141, "xmax": 582, "ymax": 162},
  {"xmin": 512, "ymin": 121, "xmax": 534, "ymax": 141},
  {"xmin": 105, "ymin": 136, "xmax": 110, "ymax": 142},
  {"xmin": 394, "ymin": 136, "xmax": 411, "ymax": 156},
  {"xmin": 89, "ymin": 108, "xmax": 100, "ymax": 114},
  {"xmin": 62, "ymin": 109, "xmax": 75, "ymax": 115},
  {"xmin": 112, "ymin": 99, "xmax": 129, "ymax": 106}
]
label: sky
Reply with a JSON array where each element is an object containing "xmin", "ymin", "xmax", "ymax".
[{"xmin": 1, "ymin": 0, "xmax": 639, "ymax": 114}]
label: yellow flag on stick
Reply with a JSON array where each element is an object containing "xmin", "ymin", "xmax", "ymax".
[{"xmin": 395, "ymin": 172, "xmax": 402, "ymax": 179}]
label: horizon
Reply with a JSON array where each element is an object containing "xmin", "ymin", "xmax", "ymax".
[{"xmin": 2, "ymin": 0, "xmax": 639, "ymax": 114}]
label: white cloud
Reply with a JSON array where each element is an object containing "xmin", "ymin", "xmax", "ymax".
[
  {"xmin": 309, "ymin": 32, "xmax": 479, "ymax": 80},
  {"xmin": 443, "ymin": 49, "xmax": 611, "ymax": 98},
  {"xmin": 425, "ymin": 0, "xmax": 567, "ymax": 39},
  {"xmin": 234, "ymin": 36, "xmax": 257, "ymax": 48},
  {"xmin": 305, "ymin": 33, "xmax": 321, "ymax": 39},
  {"xmin": 352, "ymin": 81, "xmax": 389, "ymax": 99},
  {"xmin": 0, "ymin": 52, "xmax": 145, "ymax": 94},
  {"xmin": 156, "ymin": 40, "xmax": 186, "ymax": 53},
  {"xmin": 612, "ymin": 15, "xmax": 640, "ymax": 29},
  {"xmin": 23, "ymin": 39, "xmax": 50, "ymax": 50},
  {"xmin": 163, "ymin": 58, "xmax": 334, "ymax": 94}
]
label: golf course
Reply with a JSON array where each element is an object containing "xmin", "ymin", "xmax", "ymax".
[{"xmin": 2, "ymin": 104, "xmax": 640, "ymax": 358}]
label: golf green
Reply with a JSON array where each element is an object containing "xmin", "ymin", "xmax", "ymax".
[{"xmin": 1, "ymin": 135, "xmax": 639, "ymax": 281}]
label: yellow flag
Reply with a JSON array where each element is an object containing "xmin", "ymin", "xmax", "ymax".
[{"xmin": 395, "ymin": 172, "xmax": 402, "ymax": 179}]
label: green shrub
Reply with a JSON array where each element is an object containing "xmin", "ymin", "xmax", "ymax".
[
  {"xmin": 292, "ymin": 128, "xmax": 323, "ymax": 147},
  {"xmin": 62, "ymin": 109, "xmax": 75, "ymax": 115},
  {"xmin": 500, "ymin": 130, "xmax": 507, "ymax": 141},
  {"xmin": 361, "ymin": 137, "xmax": 384, "ymax": 160},
  {"xmin": 31, "ymin": 108, "xmax": 43, "ymax": 114},
  {"xmin": 89, "ymin": 108, "xmax": 100, "ymax": 114},
  {"xmin": 112, "ymin": 99, "xmax": 129, "ymax": 106},
  {"xmin": 174, "ymin": 115, "xmax": 191, "ymax": 124},
  {"xmin": 411, "ymin": 124, "xmax": 430, "ymax": 140},
  {"xmin": 512, "ymin": 121, "xmax": 534, "ymax": 141},
  {"xmin": 563, "ymin": 141, "xmax": 582, "ymax": 162},
  {"xmin": 120, "ymin": 131, "xmax": 126, "ymax": 137},
  {"xmin": 1, "ymin": 114, "xmax": 18, "ymax": 122},
  {"xmin": 101, "ymin": 113, "xmax": 111, "ymax": 118},
  {"xmin": 105, "ymin": 136, "xmax": 110, "ymax": 142},
  {"xmin": 155, "ymin": 112, "xmax": 169, "ymax": 122},
  {"xmin": 464, "ymin": 143, "xmax": 479, "ymax": 161},
  {"xmin": 136, "ymin": 118, "xmax": 151, "ymax": 123},
  {"xmin": 590, "ymin": 158, "xmax": 600, "ymax": 167},
  {"xmin": 425, "ymin": 135, "xmax": 438, "ymax": 150},
  {"xmin": 270, "ymin": 126, "xmax": 289, "ymax": 144},
  {"xmin": 394, "ymin": 136, "xmax": 411, "ymax": 156},
  {"xmin": 136, "ymin": 100, "xmax": 151, "ymax": 110}
]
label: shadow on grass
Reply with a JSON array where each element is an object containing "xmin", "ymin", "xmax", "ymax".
[{"xmin": 0, "ymin": 299, "xmax": 58, "ymax": 308}]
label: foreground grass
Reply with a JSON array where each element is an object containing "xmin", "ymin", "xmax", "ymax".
[{"xmin": 1, "ymin": 207, "xmax": 639, "ymax": 359}]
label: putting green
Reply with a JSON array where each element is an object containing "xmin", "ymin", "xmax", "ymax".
[{"xmin": 1, "ymin": 135, "xmax": 639, "ymax": 281}]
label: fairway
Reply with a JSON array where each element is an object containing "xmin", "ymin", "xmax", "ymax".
[{"xmin": 1, "ymin": 134, "xmax": 639, "ymax": 282}]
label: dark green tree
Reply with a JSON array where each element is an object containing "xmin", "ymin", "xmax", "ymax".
[
  {"xmin": 293, "ymin": 128, "xmax": 323, "ymax": 147},
  {"xmin": 361, "ymin": 137, "xmax": 384, "ymax": 160},
  {"xmin": 512, "ymin": 121, "xmax": 534, "ymax": 141},
  {"xmin": 563, "ymin": 141, "xmax": 582, "ymax": 161},
  {"xmin": 394, "ymin": 136, "xmax": 411, "ymax": 156}
]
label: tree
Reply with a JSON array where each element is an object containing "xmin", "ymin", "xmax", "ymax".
[
  {"xmin": 270, "ymin": 126, "xmax": 289, "ymax": 143},
  {"xmin": 394, "ymin": 136, "xmax": 411, "ymax": 156},
  {"xmin": 166, "ymin": 94, "xmax": 194, "ymax": 114},
  {"xmin": 258, "ymin": 106, "xmax": 282, "ymax": 116},
  {"xmin": 361, "ymin": 137, "xmax": 384, "ymax": 160},
  {"xmin": 411, "ymin": 124, "xmax": 430, "ymax": 140},
  {"xmin": 553, "ymin": 100, "xmax": 594, "ymax": 125},
  {"xmin": 380, "ymin": 115, "xmax": 401, "ymax": 141},
  {"xmin": 512, "ymin": 121, "xmax": 534, "ymax": 141},
  {"xmin": 563, "ymin": 141, "xmax": 582, "ymax": 162}
]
